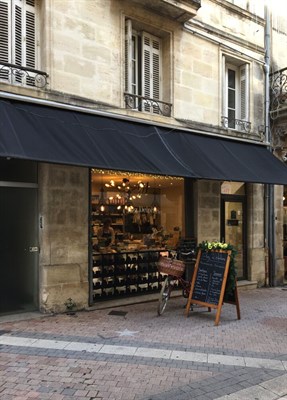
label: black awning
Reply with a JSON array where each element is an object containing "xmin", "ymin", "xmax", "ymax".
[
  {"xmin": 157, "ymin": 127, "xmax": 287, "ymax": 184},
  {"xmin": 1, "ymin": 98, "xmax": 287, "ymax": 185}
]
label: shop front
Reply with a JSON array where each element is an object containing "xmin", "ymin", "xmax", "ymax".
[{"xmin": 1, "ymin": 97, "xmax": 287, "ymax": 313}]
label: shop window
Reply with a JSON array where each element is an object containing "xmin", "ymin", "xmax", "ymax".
[
  {"xmin": 91, "ymin": 170, "xmax": 184, "ymax": 247},
  {"xmin": 124, "ymin": 18, "xmax": 172, "ymax": 117},
  {"xmin": 90, "ymin": 170, "xmax": 185, "ymax": 301},
  {"xmin": 221, "ymin": 56, "xmax": 251, "ymax": 133},
  {"xmin": 0, "ymin": 0, "xmax": 44, "ymax": 87}
]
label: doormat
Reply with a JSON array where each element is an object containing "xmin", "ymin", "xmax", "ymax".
[{"xmin": 108, "ymin": 310, "xmax": 127, "ymax": 316}]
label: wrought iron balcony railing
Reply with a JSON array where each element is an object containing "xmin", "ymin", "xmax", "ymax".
[
  {"xmin": 269, "ymin": 67, "xmax": 287, "ymax": 119},
  {"xmin": 124, "ymin": 92, "xmax": 172, "ymax": 117},
  {"xmin": 0, "ymin": 62, "xmax": 49, "ymax": 89},
  {"xmin": 221, "ymin": 116, "xmax": 251, "ymax": 133}
]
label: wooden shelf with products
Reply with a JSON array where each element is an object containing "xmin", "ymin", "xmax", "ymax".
[{"xmin": 91, "ymin": 204, "xmax": 125, "ymax": 235}]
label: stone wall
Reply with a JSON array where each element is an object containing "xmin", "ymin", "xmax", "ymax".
[
  {"xmin": 38, "ymin": 163, "xmax": 89, "ymax": 313},
  {"xmin": 246, "ymin": 183, "xmax": 265, "ymax": 285},
  {"xmin": 195, "ymin": 180, "xmax": 221, "ymax": 243},
  {"xmin": 40, "ymin": 0, "xmax": 265, "ymax": 132}
]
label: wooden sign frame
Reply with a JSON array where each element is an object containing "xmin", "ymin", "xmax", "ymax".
[{"xmin": 185, "ymin": 249, "xmax": 240, "ymax": 326}]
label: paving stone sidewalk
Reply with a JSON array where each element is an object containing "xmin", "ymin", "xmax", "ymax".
[{"xmin": 0, "ymin": 286, "xmax": 286, "ymax": 399}]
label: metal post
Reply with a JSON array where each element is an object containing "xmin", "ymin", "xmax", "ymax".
[{"xmin": 264, "ymin": 5, "xmax": 275, "ymax": 287}]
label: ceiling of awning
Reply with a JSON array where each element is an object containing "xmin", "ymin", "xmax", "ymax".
[{"xmin": 1, "ymin": 98, "xmax": 287, "ymax": 185}]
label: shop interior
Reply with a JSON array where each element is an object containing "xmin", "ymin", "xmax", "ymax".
[
  {"xmin": 90, "ymin": 169, "xmax": 186, "ymax": 300},
  {"xmin": 91, "ymin": 169, "xmax": 185, "ymax": 252}
]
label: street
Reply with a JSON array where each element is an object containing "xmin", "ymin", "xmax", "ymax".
[{"xmin": 0, "ymin": 287, "xmax": 286, "ymax": 399}]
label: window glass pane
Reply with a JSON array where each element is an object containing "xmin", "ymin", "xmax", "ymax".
[
  {"xmin": 91, "ymin": 170, "xmax": 184, "ymax": 248},
  {"xmin": 228, "ymin": 69, "xmax": 236, "ymax": 89},
  {"xmin": 228, "ymin": 109, "xmax": 235, "ymax": 128},
  {"xmin": 228, "ymin": 89, "xmax": 235, "ymax": 109},
  {"xmin": 132, "ymin": 36, "xmax": 136, "ymax": 59}
]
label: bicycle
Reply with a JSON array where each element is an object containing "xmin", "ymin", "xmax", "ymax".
[{"xmin": 157, "ymin": 250, "xmax": 196, "ymax": 316}]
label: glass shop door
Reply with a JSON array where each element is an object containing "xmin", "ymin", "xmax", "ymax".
[{"xmin": 221, "ymin": 195, "xmax": 247, "ymax": 280}]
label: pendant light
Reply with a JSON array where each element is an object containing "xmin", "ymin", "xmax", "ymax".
[
  {"xmin": 99, "ymin": 187, "xmax": 106, "ymax": 213},
  {"xmin": 151, "ymin": 189, "xmax": 160, "ymax": 213}
]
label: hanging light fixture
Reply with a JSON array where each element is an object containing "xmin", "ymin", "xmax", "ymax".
[
  {"xmin": 100, "ymin": 175, "xmax": 151, "ymax": 213},
  {"xmin": 99, "ymin": 187, "xmax": 106, "ymax": 213},
  {"xmin": 151, "ymin": 189, "xmax": 160, "ymax": 213},
  {"xmin": 124, "ymin": 190, "xmax": 135, "ymax": 213}
]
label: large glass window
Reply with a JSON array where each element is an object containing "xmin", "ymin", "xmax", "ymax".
[
  {"xmin": 222, "ymin": 57, "xmax": 250, "ymax": 132},
  {"xmin": 91, "ymin": 169, "xmax": 184, "ymax": 249},
  {"xmin": 90, "ymin": 169, "xmax": 185, "ymax": 301},
  {"xmin": 124, "ymin": 18, "xmax": 171, "ymax": 116}
]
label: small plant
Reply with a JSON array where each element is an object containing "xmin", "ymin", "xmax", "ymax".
[{"xmin": 64, "ymin": 297, "xmax": 77, "ymax": 313}]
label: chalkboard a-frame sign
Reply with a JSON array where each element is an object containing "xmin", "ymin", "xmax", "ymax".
[{"xmin": 185, "ymin": 249, "xmax": 240, "ymax": 326}]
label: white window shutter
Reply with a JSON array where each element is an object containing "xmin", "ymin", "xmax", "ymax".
[
  {"xmin": 222, "ymin": 55, "xmax": 228, "ymax": 127},
  {"xmin": 24, "ymin": 0, "xmax": 36, "ymax": 86},
  {"xmin": 11, "ymin": 0, "xmax": 36, "ymax": 85},
  {"xmin": 142, "ymin": 32, "xmax": 161, "ymax": 114},
  {"xmin": 13, "ymin": 0, "xmax": 23, "ymax": 67},
  {"xmin": 239, "ymin": 63, "xmax": 249, "ymax": 121},
  {"xmin": 0, "ymin": 0, "xmax": 11, "ymax": 81},
  {"xmin": 152, "ymin": 39, "xmax": 160, "ymax": 99},
  {"xmin": 0, "ymin": 0, "xmax": 37, "ymax": 86},
  {"xmin": 25, "ymin": 0, "xmax": 36, "ymax": 69},
  {"xmin": 125, "ymin": 19, "xmax": 132, "ymax": 94}
]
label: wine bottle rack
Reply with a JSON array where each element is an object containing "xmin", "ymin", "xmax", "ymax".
[{"xmin": 92, "ymin": 250, "xmax": 170, "ymax": 300}]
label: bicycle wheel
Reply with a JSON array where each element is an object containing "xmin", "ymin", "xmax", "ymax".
[{"xmin": 157, "ymin": 276, "xmax": 172, "ymax": 316}]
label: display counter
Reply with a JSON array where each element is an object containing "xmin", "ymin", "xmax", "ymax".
[{"xmin": 92, "ymin": 248, "xmax": 173, "ymax": 301}]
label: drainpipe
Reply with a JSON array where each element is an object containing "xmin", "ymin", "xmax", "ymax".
[{"xmin": 264, "ymin": 5, "xmax": 275, "ymax": 287}]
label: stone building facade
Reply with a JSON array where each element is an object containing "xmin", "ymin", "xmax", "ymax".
[{"xmin": 0, "ymin": 0, "xmax": 287, "ymax": 314}]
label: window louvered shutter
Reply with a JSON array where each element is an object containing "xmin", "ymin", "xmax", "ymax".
[
  {"xmin": 0, "ymin": 0, "xmax": 37, "ymax": 86},
  {"xmin": 142, "ymin": 32, "xmax": 161, "ymax": 114},
  {"xmin": 24, "ymin": 0, "xmax": 36, "ymax": 86},
  {"xmin": 125, "ymin": 19, "xmax": 139, "ymax": 109},
  {"xmin": 125, "ymin": 19, "xmax": 132, "ymax": 94},
  {"xmin": 222, "ymin": 55, "xmax": 228, "ymax": 128},
  {"xmin": 0, "ymin": 0, "xmax": 11, "ymax": 81},
  {"xmin": 13, "ymin": 0, "xmax": 21, "ymax": 66},
  {"xmin": 239, "ymin": 63, "xmax": 249, "ymax": 122},
  {"xmin": 12, "ymin": 0, "xmax": 36, "ymax": 85}
]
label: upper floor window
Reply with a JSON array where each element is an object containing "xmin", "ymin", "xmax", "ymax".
[
  {"xmin": 222, "ymin": 56, "xmax": 251, "ymax": 133},
  {"xmin": 0, "ymin": 0, "xmax": 47, "ymax": 88},
  {"xmin": 124, "ymin": 19, "xmax": 172, "ymax": 117}
]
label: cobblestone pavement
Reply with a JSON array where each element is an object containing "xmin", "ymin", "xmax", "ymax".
[{"xmin": 0, "ymin": 287, "xmax": 286, "ymax": 400}]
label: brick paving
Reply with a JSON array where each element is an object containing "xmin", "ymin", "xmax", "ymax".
[{"xmin": 0, "ymin": 286, "xmax": 286, "ymax": 399}]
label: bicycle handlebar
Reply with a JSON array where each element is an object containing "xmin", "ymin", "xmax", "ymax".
[{"xmin": 179, "ymin": 251, "xmax": 195, "ymax": 256}]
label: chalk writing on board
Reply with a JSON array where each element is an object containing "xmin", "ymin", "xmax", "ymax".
[{"xmin": 192, "ymin": 251, "xmax": 228, "ymax": 305}]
